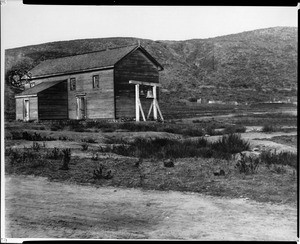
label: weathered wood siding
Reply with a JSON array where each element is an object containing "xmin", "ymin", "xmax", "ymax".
[
  {"xmin": 16, "ymin": 98, "xmax": 24, "ymax": 120},
  {"xmin": 29, "ymin": 69, "xmax": 115, "ymax": 119},
  {"xmin": 15, "ymin": 97, "xmax": 38, "ymax": 121},
  {"xmin": 29, "ymin": 97, "xmax": 38, "ymax": 120},
  {"xmin": 38, "ymin": 81, "xmax": 68, "ymax": 120},
  {"xmin": 68, "ymin": 69, "xmax": 114, "ymax": 119},
  {"xmin": 114, "ymin": 49, "xmax": 160, "ymax": 119}
]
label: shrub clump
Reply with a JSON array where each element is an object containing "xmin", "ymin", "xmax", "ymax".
[
  {"xmin": 93, "ymin": 163, "xmax": 113, "ymax": 180},
  {"xmin": 223, "ymin": 125, "xmax": 246, "ymax": 134},
  {"xmin": 11, "ymin": 131, "xmax": 56, "ymax": 141},
  {"xmin": 260, "ymin": 150, "xmax": 297, "ymax": 169},
  {"xmin": 107, "ymin": 134, "xmax": 249, "ymax": 160},
  {"xmin": 235, "ymin": 153, "xmax": 260, "ymax": 174},
  {"xmin": 46, "ymin": 147, "xmax": 61, "ymax": 159},
  {"xmin": 211, "ymin": 133, "xmax": 250, "ymax": 155},
  {"xmin": 262, "ymin": 125, "xmax": 279, "ymax": 133},
  {"xmin": 81, "ymin": 143, "xmax": 89, "ymax": 151},
  {"xmin": 7, "ymin": 148, "xmax": 46, "ymax": 168},
  {"xmin": 59, "ymin": 148, "xmax": 71, "ymax": 170}
]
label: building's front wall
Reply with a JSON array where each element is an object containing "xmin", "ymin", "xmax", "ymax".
[
  {"xmin": 15, "ymin": 96, "xmax": 38, "ymax": 121},
  {"xmin": 29, "ymin": 69, "xmax": 115, "ymax": 119},
  {"xmin": 114, "ymin": 49, "xmax": 160, "ymax": 119}
]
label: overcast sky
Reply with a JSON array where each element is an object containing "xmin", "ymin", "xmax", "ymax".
[{"xmin": 1, "ymin": 1, "xmax": 298, "ymax": 49}]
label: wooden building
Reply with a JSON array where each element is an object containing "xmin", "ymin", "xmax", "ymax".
[{"xmin": 15, "ymin": 44, "xmax": 163, "ymax": 121}]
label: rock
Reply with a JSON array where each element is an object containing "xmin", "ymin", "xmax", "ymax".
[
  {"xmin": 164, "ymin": 159, "xmax": 174, "ymax": 167},
  {"xmin": 134, "ymin": 158, "xmax": 143, "ymax": 168},
  {"xmin": 214, "ymin": 169, "xmax": 225, "ymax": 176}
]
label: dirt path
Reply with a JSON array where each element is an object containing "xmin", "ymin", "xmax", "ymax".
[{"xmin": 5, "ymin": 175, "xmax": 297, "ymax": 240}]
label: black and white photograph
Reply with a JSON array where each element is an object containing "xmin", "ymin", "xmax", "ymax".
[{"xmin": 1, "ymin": 1, "xmax": 298, "ymax": 242}]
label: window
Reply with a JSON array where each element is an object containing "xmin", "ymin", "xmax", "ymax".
[
  {"xmin": 70, "ymin": 78, "xmax": 76, "ymax": 90},
  {"xmin": 92, "ymin": 75, "xmax": 99, "ymax": 88},
  {"xmin": 30, "ymin": 82, "xmax": 35, "ymax": 88}
]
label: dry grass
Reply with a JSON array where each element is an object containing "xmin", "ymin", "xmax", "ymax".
[{"xmin": 5, "ymin": 148, "xmax": 297, "ymax": 206}]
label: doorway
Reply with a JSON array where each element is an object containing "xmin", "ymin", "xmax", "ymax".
[
  {"xmin": 24, "ymin": 99, "xmax": 30, "ymax": 121},
  {"xmin": 76, "ymin": 96, "xmax": 86, "ymax": 119}
]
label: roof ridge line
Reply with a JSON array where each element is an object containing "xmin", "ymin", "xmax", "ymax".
[{"xmin": 43, "ymin": 44, "xmax": 138, "ymax": 61}]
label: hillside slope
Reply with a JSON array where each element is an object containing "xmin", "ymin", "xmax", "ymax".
[{"xmin": 4, "ymin": 27, "xmax": 297, "ymax": 119}]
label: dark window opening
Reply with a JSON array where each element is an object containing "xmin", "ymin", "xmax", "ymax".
[
  {"xmin": 70, "ymin": 78, "xmax": 76, "ymax": 91},
  {"xmin": 93, "ymin": 75, "xmax": 99, "ymax": 88}
]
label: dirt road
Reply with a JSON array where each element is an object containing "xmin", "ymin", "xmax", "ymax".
[{"xmin": 5, "ymin": 175, "xmax": 297, "ymax": 240}]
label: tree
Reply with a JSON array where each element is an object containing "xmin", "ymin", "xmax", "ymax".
[{"xmin": 5, "ymin": 60, "xmax": 34, "ymax": 88}]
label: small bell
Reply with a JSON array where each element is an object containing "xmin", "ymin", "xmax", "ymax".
[{"xmin": 146, "ymin": 89, "xmax": 153, "ymax": 98}]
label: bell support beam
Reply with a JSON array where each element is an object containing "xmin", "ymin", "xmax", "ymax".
[
  {"xmin": 129, "ymin": 80, "xmax": 162, "ymax": 87},
  {"xmin": 130, "ymin": 80, "xmax": 164, "ymax": 122}
]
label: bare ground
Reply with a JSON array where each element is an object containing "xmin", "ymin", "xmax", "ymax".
[{"xmin": 5, "ymin": 175, "xmax": 297, "ymax": 241}]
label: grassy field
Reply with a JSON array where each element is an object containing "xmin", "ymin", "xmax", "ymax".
[
  {"xmin": 5, "ymin": 145, "xmax": 297, "ymax": 206},
  {"xmin": 4, "ymin": 106, "xmax": 298, "ymax": 206}
]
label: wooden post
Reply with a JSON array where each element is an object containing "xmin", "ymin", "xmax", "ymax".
[
  {"xmin": 135, "ymin": 84, "xmax": 140, "ymax": 121},
  {"xmin": 153, "ymin": 86, "xmax": 157, "ymax": 120},
  {"xmin": 147, "ymin": 102, "xmax": 153, "ymax": 119}
]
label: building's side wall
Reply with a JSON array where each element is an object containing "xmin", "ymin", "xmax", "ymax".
[
  {"xmin": 29, "ymin": 97, "xmax": 38, "ymax": 120},
  {"xmin": 114, "ymin": 49, "xmax": 159, "ymax": 119},
  {"xmin": 29, "ymin": 69, "xmax": 115, "ymax": 119},
  {"xmin": 38, "ymin": 81, "xmax": 68, "ymax": 120},
  {"xmin": 16, "ymin": 98, "xmax": 24, "ymax": 120},
  {"xmin": 15, "ymin": 97, "xmax": 38, "ymax": 121}
]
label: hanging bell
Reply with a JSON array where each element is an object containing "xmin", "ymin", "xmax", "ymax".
[{"xmin": 146, "ymin": 89, "xmax": 153, "ymax": 98}]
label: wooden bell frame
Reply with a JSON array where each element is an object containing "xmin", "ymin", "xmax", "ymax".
[{"xmin": 129, "ymin": 80, "xmax": 164, "ymax": 122}]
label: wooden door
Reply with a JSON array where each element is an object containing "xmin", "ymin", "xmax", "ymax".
[
  {"xmin": 76, "ymin": 96, "xmax": 86, "ymax": 119},
  {"xmin": 24, "ymin": 100, "xmax": 30, "ymax": 121}
]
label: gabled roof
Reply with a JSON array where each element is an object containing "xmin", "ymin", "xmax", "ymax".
[
  {"xmin": 15, "ymin": 80, "xmax": 65, "ymax": 97},
  {"xmin": 28, "ymin": 45, "xmax": 163, "ymax": 79}
]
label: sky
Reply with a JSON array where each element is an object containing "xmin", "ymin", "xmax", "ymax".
[{"xmin": 1, "ymin": 1, "xmax": 298, "ymax": 49}]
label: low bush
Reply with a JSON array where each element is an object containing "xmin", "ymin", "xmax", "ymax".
[
  {"xmin": 82, "ymin": 138, "xmax": 97, "ymax": 143},
  {"xmin": 81, "ymin": 143, "xmax": 89, "ymax": 151},
  {"xmin": 74, "ymin": 127, "xmax": 85, "ymax": 132},
  {"xmin": 223, "ymin": 125, "xmax": 246, "ymax": 134},
  {"xmin": 262, "ymin": 125, "xmax": 278, "ymax": 133},
  {"xmin": 50, "ymin": 124, "xmax": 64, "ymax": 131},
  {"xmin": 235, "ymin": 153, "xmax": 260, "ymax": 174},
  {"xmin": 46, "ymin": 147, "xmax": 61, "ymax": 159},
  {"xmin": 7, "ymin": 148, "xmax": 46, "ymax": 168},
  {"xmin": 180, "ymin": 128, "xmax": 205, "ymax": 137},
  {"xmin": 10, "ymin": 131, "xmax": 56, "ymax": 141},
  {"xmin": 260, "ymin": 150, "xmax": 297, "ymax": 169},
  {"xmin": 10, "ymin": 131, "xmax": 23, "ymax": 140},
  {"xmin": 107, "ymin": 134, "xmax": 249, "ymax": 160},
  {"xmin": 31, "ymin": 142, "xmax": 41, "ymax": 151},
  {"xmin": 58, "ymin": 136, "xmax": 68, "ymax": 141},
  {"xmin": 211, "ymin": 133, "xmax": 250, "ymax": 155},
  {"xmin": 93, "ymin": 163, "xmax": 113, "ymax": 180},
  {"xmin": 272, "ymin": 164, "xmax": 287, "ymax": 174},
  {"xmin": 91, "ymin": 153, "xmax": 99, "ymax": 161},
  {"xmin": 59, "ymin": 148, "xmax": 71, "ymax": 170}
]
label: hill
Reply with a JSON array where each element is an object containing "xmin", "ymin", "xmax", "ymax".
[{"xmin": 4, "ymin": 27, "xmax": 297, "ymax": 119}]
